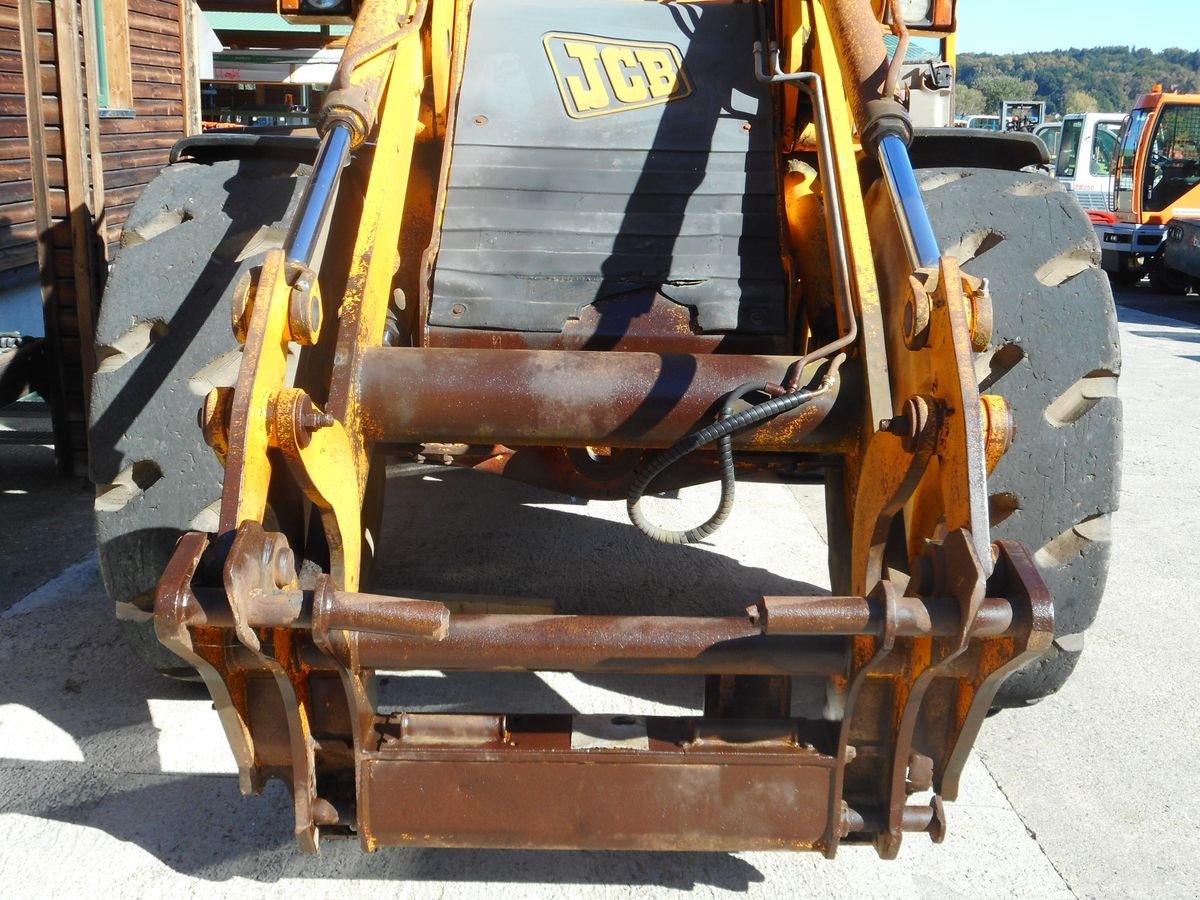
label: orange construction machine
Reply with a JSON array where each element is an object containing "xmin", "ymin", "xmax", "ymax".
[{"xmin": 1098, "ymin": 86, "xmax": 1200, "ymax": 292}]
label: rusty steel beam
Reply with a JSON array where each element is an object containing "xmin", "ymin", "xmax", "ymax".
[
  {"xmin": 184, "ymin": 579, "xmax": 1021, "ymax": 679},
  {"xmin": 359, "ymin": 713, "xmax": 840, "ymax": 850},
  {"xmin": 356, "ymin": 347, "xmax": 854, "ymax": 451},
  {"xmin": 310, "ymin": 613, "xmax": 1015, "ymax": 678},
  {"xmin": 195, "ymin": 583, "xmax": 1019, "ymax": 642},
  {"xmin": 754, "ymin": 594, "xmax": 1017, "ymax": 638},
  {"xmin": 318, "ymin": 613, "xmax": 850, "ymax": 676}
]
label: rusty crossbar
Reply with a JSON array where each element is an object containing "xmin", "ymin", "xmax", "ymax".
[
  {"xmin": 176, "ymin": 582, "xmax": 1020, "ymax": 676},
  {"xmin": 355, "ymin": 347, "xmax": 854, "ymax": 451},
  {"xmin": 187, "ymin": 583, "xmax": 1023, "ymax": 648}
]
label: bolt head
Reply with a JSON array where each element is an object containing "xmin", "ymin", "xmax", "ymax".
[
  {"xmin": 199, "ymin": 391, "xmax": 217, "ymax": 429},
  {"xmin": 300, "ymin": 407, "xmax": 336, "ymax": 431},
  {"xmin": 270, "ymin": 391, "xmax": 332, "ymax": 450},
  {"xmin": 980, "ymin": 394, "xmax": 1015, "ymax": 473}
]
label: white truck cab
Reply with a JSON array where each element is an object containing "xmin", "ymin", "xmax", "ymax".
[{"xmin": 1055, "ymin": 112, "xmax": 1126, "ymax": 210}]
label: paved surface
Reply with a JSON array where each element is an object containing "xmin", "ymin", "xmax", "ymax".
[{"xmin": 1, "ymin": 284, "xmax": 1197, "ymax": 898}]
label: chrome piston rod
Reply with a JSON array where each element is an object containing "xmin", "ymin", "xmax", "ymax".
[
  {"xmin": 282, "ymin": 121, "xmax": 354, "ymax": 271},
  {"xmin": 877, "ymin": 133, "xmax": 941, "ymax": 269}
]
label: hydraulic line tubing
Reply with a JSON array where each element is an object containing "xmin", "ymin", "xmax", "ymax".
[
  {"xmin": 883, "ymin": 0, "xmax": 912, "ymax": 100},
  {"xmin": 627, "ymin": 356, "xmax": 844, "ymax": 544},
  {"xmin": 628, "ymin": 10, "xmax": 941, "ymax": 543},
  {"xmin": 621, "ymin": 30, "xmax": 865, "ymax": 544},
  {"xmin": 752, "ymin": 39, "xmax": 858, "ymax": 382},
  {"xmin": 318, "ymin": 616, "xmax": 851, "ymax": 676}
]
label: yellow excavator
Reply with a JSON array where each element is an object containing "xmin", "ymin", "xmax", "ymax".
[{"xmin": 89, "ymin": 0, "xmax": 1120, "ymax": 856}]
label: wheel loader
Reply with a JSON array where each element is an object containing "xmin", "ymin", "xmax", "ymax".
[{"xmin": 88, "ymin": 0, "xmax": 1121, "ymax": 856}]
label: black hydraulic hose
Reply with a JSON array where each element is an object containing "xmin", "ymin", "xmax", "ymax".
[{"xmin": 627, "ymin": 355, "xmax": 845, "ymax": 545}]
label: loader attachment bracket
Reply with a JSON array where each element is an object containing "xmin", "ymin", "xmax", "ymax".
[
  {"xmin": 156, "ymin": 519, "xmax": 1052, "ymax": 855},
  {"xmin": 851, "ymin": 256, "xmax": 995, "ymax": 599}
]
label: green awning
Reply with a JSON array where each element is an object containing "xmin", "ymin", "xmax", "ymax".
[{"xmin": 203, "ymin": 11, "xmax": 351, "ymax": 35}]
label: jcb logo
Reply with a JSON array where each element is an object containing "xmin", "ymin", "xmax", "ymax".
[{"xmin": 543, "ymin": 33, "xmax": 691, "ymax": 119}]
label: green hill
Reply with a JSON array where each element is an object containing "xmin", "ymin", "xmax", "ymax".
[{"xmin": 956, "ymin": 47, "xmax": 1200, "ymax": 116}]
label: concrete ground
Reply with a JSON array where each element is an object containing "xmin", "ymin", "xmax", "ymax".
[{"xmin": 1, "ymin": 284, "xmax": 1197, "ymax": 898}]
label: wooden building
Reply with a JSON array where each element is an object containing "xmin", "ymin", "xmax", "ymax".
[{"xmin": 0, "ymin": 0, "xmax": 201, "ymax": 472}]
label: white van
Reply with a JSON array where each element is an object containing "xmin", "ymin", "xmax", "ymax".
[{"xmin": 1055, "ymin": 113, "xmax": 1125, "ymax": 210}]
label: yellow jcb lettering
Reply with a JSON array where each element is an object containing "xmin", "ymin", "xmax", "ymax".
[
  {"xmin": 600, "ymin": 45, "xmax": 649, "ymax": 104},
  {"xmin": 563, "ymin": 41, "xmax": 611, "ymax": 112},
  {"xmin": 635, "ymin": 48, "xmax": 679, "ymax": 99}
]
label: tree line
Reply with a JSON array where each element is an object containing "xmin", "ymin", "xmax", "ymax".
[{"xmin": 955, "ymin": 47, "xmax": 1200, "ymax": 117}]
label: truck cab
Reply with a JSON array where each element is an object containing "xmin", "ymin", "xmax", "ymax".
[
  {"xmin": 1055, "ymin": 112, "xmax": 1124, "ymax": 211},
  {"xmin": 1098, "ymin": 88, "xmax": 1200, "ymax": 286},
  {"xmin": 1000, "ymin": 99, "xmax": 1046, "ymax": 132}
]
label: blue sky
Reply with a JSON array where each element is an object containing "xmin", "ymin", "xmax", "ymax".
[{"xmin": 955, "ymin": 1, "xmax": 1199, "ymax": 54}]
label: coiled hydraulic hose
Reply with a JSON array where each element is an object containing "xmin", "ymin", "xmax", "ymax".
[{"xmin": 627, "ymin": 354, "xmax": 845, "ymax": 545}]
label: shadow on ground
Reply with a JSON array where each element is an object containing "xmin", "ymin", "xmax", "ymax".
[
  {"xmin": 373, "ymin": 464, "xmax": 825, "ymax": 617},
  {"xmin": 0, "ymin": 459, "xmax": 828, "ymax": 886},
  {"xmin": 1112, "ymin": 280, "xmax": 1200, "ymax": 327},
  {"xmin": 0, "ymin": 444, "xmax": 93, "ymax": 608}
]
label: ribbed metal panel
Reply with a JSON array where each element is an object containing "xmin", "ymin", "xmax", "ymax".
[
  {"xmin": 430, "ymin": 0, "xmax": 786, "ymax": 335},
  {"xmin": 1072, "ymin": 191, "xmax": 1112, "ymax": 212}
]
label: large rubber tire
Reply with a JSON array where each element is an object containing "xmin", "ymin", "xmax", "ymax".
[
  {"xmin": 90, "ymin": 158, "xmax": 313, "ymax": 674},
  {"xmin": 914, "ymin": 168, "xmax": 1122, "ymax": 707}
]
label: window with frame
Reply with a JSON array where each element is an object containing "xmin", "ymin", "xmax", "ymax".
[
  {"xmin": 92, "ymin": 0, "xmax": 134, "ymax": 113},
  {"xmin": 1056, "ymin": 117, "xmax": 1083, "ymax": 177},
  {"xmin": 1090, "ymin": 122, "xmax": 1121, "ymax": 177},
  {"xmin": 1143, "ymin": 104, "xmax": 1200, "ymax": 211},
  {"xmin": 1115, "ymin": 109, "xmax": 1149, "ymax": 191}
]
